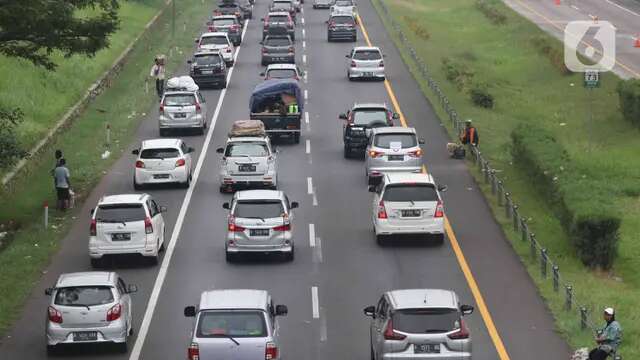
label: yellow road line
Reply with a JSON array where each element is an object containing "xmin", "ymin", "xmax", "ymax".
[{"xmin": 357, "ymin": 12, "xmax": 511, "ymax": 360}]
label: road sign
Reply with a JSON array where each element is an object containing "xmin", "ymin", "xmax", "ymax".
[{"xmin": 584, "ymin": 70, "xmax": 600, "ymax": 88}]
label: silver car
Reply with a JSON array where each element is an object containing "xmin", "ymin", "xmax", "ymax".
[
  {"xmin": 159, "ymin": 90, "xmax": 208, "ymax": 135},
  {"xmin": 217, "ymin": 135, "xmax": 278, "ymax": 192},
  {"xmin": 347, "ymin": 46, "xmax": 385, "ymax": 80},
  {"xmin": 366, "ymin": 127, "xmax": 424, "ymax": 184},
  {"xmin": 223, "ymin": 190, "xmax": 298, "ymax": 261},
  {"xmin": 184, "ymin": 289, "xmax": 288, "ymax": 360},
  {"xmin": 364, "ymin": 289, "xmax": 474, "ymax": 360},
  {"xmin": 45, "ymin": 272, "xmax": 138, "ymax": 354}
]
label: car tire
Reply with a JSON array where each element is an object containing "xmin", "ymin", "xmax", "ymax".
[
  {"xmin": 225, "ymin": 251, "xmax": 236, "ymax": 262},
  {"xmin": 150, "ymin": 242, "xmax": 160, "ymax": 265},
  {"xmin": 90, "ymin": 258, "xmax": 102, "ymax": 268},
  {"xmin": 220, "ymin": 79, "xmax": 227, "ymax": 89},
  {"xmin": 344, "ymin": 146, "xmax": 351, "ymax": 158},
  {"xmin": 159, "ymin": 128, "xmax": 168, "ymax": 137},
  {"xmin": 182, "ymin": 173, "xmax": 192, "ymax": 189},
  {"xmin": 347, "ymin": 73, "xmax": 353, "ymax": 81},
  {"xmin": 285, "ymin": 248, "xmax": 294, "ymax": 262},
  {"xmin": 352, "ymin": 35, "xmax": 357, "ymax": 42},
  {"xmin": 116, "ymin": 340, "xmax": 128, "ymax": 354},
  {"xmin": 433, "ymin": 233, "xmax": 445, "ymax": 245},
  {"xmin": 376, "ymin": 234, "xmax": 386, "ymax": 246},
  {"xmin": 293, "ymin": 133, "xmax": 301, "ymax": 144},
  {"xmin": 133, "ymin": 177, "xmax": 143, "ymax": 191}
]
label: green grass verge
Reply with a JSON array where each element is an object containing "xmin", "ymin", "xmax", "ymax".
[
  {"xmin": 0, "ymin": 0, "xmax": 211, "ymax": 336},
  {"xmin": 371, "ymin": 0, "xmax": 639, "ymax": 356}
]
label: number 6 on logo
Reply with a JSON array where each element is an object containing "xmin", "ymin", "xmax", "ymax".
[{"xmin": 564, "ymin": 21, "xmax": 616, "ymax": 73}]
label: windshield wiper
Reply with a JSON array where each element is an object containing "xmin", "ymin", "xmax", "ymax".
[
  {"xmin": 219, "ymin": 334, "xmax": 240, "ymax": 346},
  {"xmin": 243, "ymin": 216, "xmax": 266, "ymax": 222}
]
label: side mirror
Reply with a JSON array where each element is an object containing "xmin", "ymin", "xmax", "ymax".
[
  {"xmin": 131, "ymin": 149, "xmax": 139, "ymax": 155},
  {"xmin": 290, "ymin": 201, "xmax": 299, "ymax": 209},
  {"xmin": 419, "ymin": 138, "xmax": 425, "ymax": 144},
  {"xmin": 194, "ymin": 38, "xmax": 200, "ymax": 43},
  {"xmin": 184, "ymin": 306, "xmax": 196, "ymax": 317},
  {"xmin": 460, "ymin": 304, "xmax": 474, "ymax": 315},
  {"xmin": 368, "ymin": 185, "xmax": 376, "ymax": 193},
  {"xmin": 438, "ymin": 185, "xmax": 448, "ymax": 192},
  {"xmin": 127, "ymin": 284, "xmax": 138, "ymax": 294},
  {"xmin": 90, "ymin": 208, "xmax": 95, "ymax": 216},
  {"xmin": 216, "ymin": 147, "xmax": 225, "ymax": 154},
  {"xmin": 187, "ymin": 60, "xmax": 193, "ymax": 64},
  {"xmin": 187, "ymin": 147, "xmax": 195, "ymax": 153},
  {"xmin": 325, "ymin": 20, "xmax": 329, "ymax": 24},
  {"xmin": 160, "ymin": 206, "xmax": 168, "ymax": 213},
  {"xmin": 338, "ymin": 113, "xmax": 347, "ymax": 120},
  {"xmin": 260, "ymin": 72, "xmax": 265, "ymax": 76},
  {"xmin": 392, "ymin": 113, "xmax": 400, "ymax": 120},
  {"xmin": 363, "ymin": 305, "xmax": 375, "ymax": 317},
  {"xmin": 222, "ymin": 202, "xmax": 230, "ymax": 210},
  {"xmin": 345, "ymin": 54, "xmax": 350, "ymax": 58},
  {"xmin": 275, "ymin": 304, "xmax": 288, "ymax": 316},
  {"xmin": 206, "ymin": 21, "xmax": 213, "ymax": 26},
  {"xmin": 260, "ymin": 17, "xmax": 265, "ymax": 21},
  {"xmin": 259, "ymin": 41, "xmax": 264, "ymax": 45},
  {"xmin": 45, "ymin": 288, "xmax": 54, "ymax": 296}
]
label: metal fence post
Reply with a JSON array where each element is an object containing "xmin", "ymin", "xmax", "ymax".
[
  {"xmin": 521, "ymin": 219, "xmax": 528, "ymax": 242},
  {"xmin": 476, "ymin": 151, "xmax": 481, "ymax": 168},
  {"xmin": 552, "ymin": 265, "xmax": 559, "ymax": 292},
  {"xmin": 505, "ymin": 193, "xmax": 511, "ymax": 219},
  {"xmin": 529, "ymin": 233, "xmax": 537, "ymax": 259},
  {"xmin": 512, "ymin": 205, "xmax": 519, "ymax": 231},
  {"xmin": 490, "ymin": 170, "xmax": 497, "ymax": 195},
  {"xmin": 497, "ymin": 181, "xmax": 503, "ymax": 206},
  {"xmin": 540, "ymin": 248, "xmax": 547, "ymax": 278},
  {"xmin": 580, "ymin": 307, "xmax": 588, "ymax": 330},
  {"xmin": 565, "ymin": 285, "xmax": 573, "ymax": 311},
  {"xmin": 484, "ymin": 163, "xmax": 490, "ymax": 183}
]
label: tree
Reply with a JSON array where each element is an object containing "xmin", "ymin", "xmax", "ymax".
[
  {"xmin": 0, "ymin": 108, "xmax": 27, "ymax": 169},
  {"xmin": 0, "ymin": 0, "xmax": 120, "ymax": 70}
]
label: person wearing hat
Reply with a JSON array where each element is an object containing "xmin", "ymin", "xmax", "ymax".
[
  {"xmin": 150, "ymin": 55, "xmax": 166, "ymax": 98},
  {"xmin": 460, "ymin": 119, "xmax": 479, "ymax": 147},
  {"xmin": 589, "ymin": 307, "xmax": 622, "ymax": 360}
]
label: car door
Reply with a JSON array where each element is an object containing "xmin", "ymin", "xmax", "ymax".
[
  {"xmin": 372, "ymin": 295, "xmax": 389, "ymax": 358},
  {"xmin": 116, "ymin": 277, "xmax": 132, "ymax": 329},
  {"xmin": 148, "ymin": 199, "xmax": 163, "ymax": 246},
  {"xmin": 197, "ymin": 92, "xmax": 207, "ymax": 122},
  {"xmin": 268, "ymin": 300, "xmax": 281, "ymax": 351},
  {"xmin": 371, "ymin": 179, "xmax": 383, "ymax": 225},
  {"xmin": 266, "ymin": 139, "xmax": 277, "ymax": 174}
]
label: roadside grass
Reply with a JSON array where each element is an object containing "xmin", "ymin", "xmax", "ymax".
[
  {"xmin": 372, "ymin": 0, "xmax": 639, "ymax": 356},
  {"xmin": 0, "ymin": 0, "xmax": 164, "ymax": 160},
  {"xmin": 0, "ymin": 0, "xmax": 211, "ymax": 336}
]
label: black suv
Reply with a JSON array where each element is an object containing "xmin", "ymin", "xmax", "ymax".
[
  {"xmin": 214, "ymin": 3, "xmax": 245, "ymax": 25},
  {"xmin": 339, "ymin": 103, "xmax": 399, "ymax": 158},
  {"xmin": 327, "ymin": 13, "xmax": 356, "ymax": 42},
  {"xmin": 188, "ymin": 51, "xmax": 227, "ymax": 89}
]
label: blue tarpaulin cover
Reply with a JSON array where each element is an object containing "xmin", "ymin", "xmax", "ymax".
[{"xmin": 249, "ymin": 79, "xmax": 304, "ymax": 113}]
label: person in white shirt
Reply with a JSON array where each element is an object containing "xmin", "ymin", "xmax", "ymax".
[{"xmin": 150, "ymin": 56, "xmax": 166, "ymax": 97}]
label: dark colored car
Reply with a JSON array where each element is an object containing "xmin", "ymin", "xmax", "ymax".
[
  {"xmin": 262, "ymin": 12, "xmax": 295, "ymax": 40},
  {"xmin": 261, "ymin": 35, "xmax": 295, "ymax": 66},
  {"xmin": 214, "ymin": 3, "xmax": 245, "ymax": 25},
  {"xmin": 339, "ymin": 103, "xmax": 399, "ymax": 158},
  {"xmin": 327, "ymin": 13, "xmax": 357, "ymax": 42},
  {"xmin": 269, "ymin": 1, "xmax": 296, "ymax": 23},
  {"xmin": 188, "ymin": 51, "xmax": 227, "ymax": 89},
  {"xmin": 208, "ymin": 15, "xmax": 242, "ymax": 45}
]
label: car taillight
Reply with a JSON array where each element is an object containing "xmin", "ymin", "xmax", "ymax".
[
  {"xmin": 230, "ymin": 24, "xmax": 239, "ymax": 31},
  {"xmin": 377, "ymin": 200, "xmax": 387, "ymax": 219},
  {"xmin": 90, "ymin": 219, "xmax": 97, "ymax": 236},
  {"xmin": 434, "ymin": 200, "xmax": 444, "ymax": 218},
  {"xmin": 265, "ymin": 342, "xmax": 278, "ymax": 360},
  {"xmin": 135, "ymin": 160, "xmax": 145, "ymax": 168},
  {"xmin": 328, "ymin": 21, "xmax": 335, "ymax": 28},
  {"xmin": 145, "ymin": 217, "xmax": 153, "ymax": 234},
  {"xmin": 288, "ymin": 20, "xmax": 294, "ymax": 28},
  {"xmin": 448, "ymin": 318, "xmax": 470, "ymax": 339},
  {"xmin": 48, "ymin": 306, "xmax": 63, "ymax": 324},
  {"xmin": 273, "ymin": 223, "xmax": 291, "ymax": 232},
  {"xmin": 208, "ymin": 26, "xmax": 215, "ymax": 32},
  {"xmin": 262, "ymin": 47, "xmax": 267, "ymax": 54},
  {"xmin": 368, "ymin": 150, "xmax": 383, "ymax": 158},
  {"xmin": 350, "ymin": 60, "xmax": 357, "ymax": 67},
  {"xmin": 188, "ymin": 342, "xmax": 200, "ymax": 360},
  {"xmin": 106, "ymin": 303, "xmax": 122, "ymax": 322},
  {"xmin": 408, "ymin": 149, "xmax": 423, "ymax": 158},
  {"xmin": 195, "ymin": 103, "xmax": 201, "ymax": 112},
  {"xmin": 228, "ymin": 217, "xmax": 245, "ymax": 232},
  {"xmin": 159, "ymin": 104, "xmax": 164, "ymax": 113},
  {"xmin": 383, "ymin": 318, "xmax": 406, "ymax": 340},
  {"xmin": 379, "ymin": 60, "xmax": 384, "ymax": 67},
  {"xmin": 288, "ymin": 46, "xmax": 294, "ymax": 53},
  {"xmin": 175, "ymin": 158, "xmax": 186, "ymax": 167}
]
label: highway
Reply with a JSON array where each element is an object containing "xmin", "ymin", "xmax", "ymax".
[{"xmin": 0, "ymin": 0, "xmax": 571, "ymax": 359}]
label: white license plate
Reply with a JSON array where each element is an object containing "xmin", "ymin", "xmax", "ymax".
[
  {"xmin": 73, "ymin": 331, "xmax": 98, "ymax": 342},
  {"xmin": 414, "ymin": 344, "xmax": 440, "ymax": 353},
  {"xmin": 173, "ymin": 113, "xmax": 186, "ymax": 118},
  {"xmin": 250, "ymin": 229, "xmax": 270, "ymax": 236},
  {"xmin": 201, "ymin": 70, "xmax": 213, "ymax": 75},
  {"xmin": 112, "ymin": 233, "xmax": 131, "ymax": 241},
  {"xmin": 364, "ymin": 72, "xmax": 374, "ymax": 77}
]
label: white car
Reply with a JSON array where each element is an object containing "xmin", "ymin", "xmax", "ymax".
[
  {"xmin": 217, "ymin": 134, "xmax": 278, "ymax": 192},
  {"xmin": 261, "ymin": 63, "xmax": 304, "ymax": 81},
  {"xmin": 89, "ymin": 194, "xmax": 167, "ymax": 267},
  {"xmin": 347, "ymin": 46, "xmax": 385, "ymax": 81},
  {"xmin": 196, "ymin": 32, "xmax": 235, "ymax": 66},
  {"xmin": 132, "ymin": 138, "xmax": 194, "ymax": 189},
  {"xmin": 369, "ymin": 173, "xmax": 447, "ymax": 245},
  {"xmin": 331, "ymin": 0, "xmax": 358, "ymax": 19}
]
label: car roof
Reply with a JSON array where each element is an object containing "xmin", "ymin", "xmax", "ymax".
[
  {"xmin": 201, "ymin": 32, "xmax": 229, "ymax": 38},
  {"xmin": 267, "ymin": 63, "xmax": 297, "ymax": 70},
  {"xmin": 384, "ymin": 172, "xmax": 435, "ymax": 185},
  {"xmin": 371, "ymin": 126, "xmax": 416, "ymax": 134},
  {"xmin": 199, "ymin": 289, "xmax": 269, "ymax": 310},
  {"xmin": 213, "ymin": 15, "xmax": 238, "ymax": 20},
  {"xmin": 194, "ymin": 50, "xmax": 222, "ymax": 56},
  {"xmin": 353, "ymin": 102, "xmax": 387, "ymax": 110},
  {"xmin": 264, "ymin": 34, "xmax": 292, "ymax": 39},
  {"xmin": 141, "ymin": 138, "xmax": 182, "ymax": 149},
  {"xmin": 268, "ymin": 11, "xmax": 290, "ymax": 16},
  {"xmin": 353, "ymin": 46, "xmax": 381, "ymax": 52},
  {"xmin": 235, "ymin": 189, "xmax": 283, "ymax": 201},
  {"xmin": 387, "ymin": 289, "xmax": 458, "ymax": 310},
  {"xmin": 98, "ymin": 194, "xmax": 148, "ymax": 205},
  {"xmin": 56, "ymin": 272, "xmax": 117, "ymax": 288},
  {"xmin": 227, "ymin": 136, "xmax": 268, "ymax": 142}
]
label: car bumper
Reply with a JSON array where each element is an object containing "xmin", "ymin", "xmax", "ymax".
[
  {"xmin": 262, "ymin": 54, "xmax": 295, "ymax": 64},
  {"xmin": 191, "ymin": 73, "xmax": 226, "ymax": 85},
  {"xmin": 46, "ymin": 321, "xmax": 127, "ymax": 346},
  {"xmin": 220, "ymin": 173, "xmax": 277, "ymax": 189},
  {"xmin": 89, "ymin": 240, "xmax": 158, "ymax": 258},
  {"xmin": 374, "ymin": 218, "xmax": 445, "ymax": 236},
  {"xmin": 135, "ymin": 168, "xmax": 188, "ymax": 185},
  {"xmin": 328, "ymin": 30, "xmax": 356, "ymax": 39},
  {"xmin": 349, "ymin": 67, "xmax": 385, "ymax": 78},
  {"xmin": 159, "ymin": 115, "xmax": 204, "ymax": 129},
  {"xmin": 381, "ymin": 352, "xmax": 471, "ymax": 360},
  {"xmin": 367, "ymin": 166, "xmax": 422, "ymax": 177},
  {"xmin": 313, "ymin": 3, "xmax": 331, "ymax": 8}
]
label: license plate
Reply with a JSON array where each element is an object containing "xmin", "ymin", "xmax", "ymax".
[
  {"xmin": 112, "ymin": 233, "xmax": 131, "ymax": 241},
  {"xmin": 364, "ymin": 72, "xmax": 374, "ymax": 77},
  {"xmin": 73, "ymin": 331, "xmax": 98, "ymax": 342},
  {"xmin": 201, "ymin": 70, "xmax": 213, "ymax": 75},
  {"xmin": 239, "ymin": 164, "xmax": 256, "ymax": 172},
  {"xmin": 250, "ymin": 229, "xmax": 270, "ymax": 236},
  {"xmin": 388, "ymin": 155, "xmax": 404, "ymax": 161},
  {"xmin": 401, "ymin": 209, "xmax": 422, "ymax": 217},
  {"xmin": 414, "ymin": 344, "xmax": 440, "ymax": 354},
  {"xmin": 153, "ymin": 174, "xmax": 170, "ymax": 179},
  {"xmin": 173, "ymin": 113, "xmax": 186, "ymax": 118}
]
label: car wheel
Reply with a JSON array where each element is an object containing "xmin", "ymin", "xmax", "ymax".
[
  {"xmin": 376, "ymin": 234, "xmax": 386, "ymax": 246},
  {"xmin": 90, "ymin": 258, "xmax": 102, "ymax": 268},
  {"xmin": 220, "ymin": 79, "xmax": 227, "ymax": 89},
  {"xmin": 285, "ymin": 248, "xmax": 294, "ymax": 262},
  {"xmin": 116, "ymin": 340, "xmax": 128, "ymax": 354},
  {"xmin": 225, "ymin": 251, "xmax": 236, "ymax": 262},
  {"xmin": 159, "ymin": 128, "xmax": 168, "ymax": 136},
  {"xmin": 347, "ymin": 72, "xmax": 353, "ymax": 81},
  {"xmin": 433, "ymin": 233, "xmax": 445, "ymax": 245},
  {"xmin": 133, "ymin": 176, "xmax": 143, "ymax": 191},
  {"xmin": 352, "ymin": 35, "xmax": 357, "ymax": 42},
  {"xmin": 293, "ymin": 133, "xmax": 301, "ymax": 144},
  {"xmin": 344, "ymin": 146, "xmax": 351, "ymax": 158},
  {"xmin": 150, "ymin": 242, "xmax": 160, "ymax": 265}
]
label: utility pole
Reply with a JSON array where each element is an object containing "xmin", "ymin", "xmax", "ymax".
[
  {"xmin": 583, "ymin": 70, "xmax": 599, "ymax": 151},
  {"xmin": 172, "ymin": 0, "xmax": 176, "ymax": 39}
]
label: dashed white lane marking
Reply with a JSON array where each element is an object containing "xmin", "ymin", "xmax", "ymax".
[
  {"xmin": 309, "ymin": 223, "xmax": 316, "ymax": 247},
  {"xmin": 571, "ymin": 5, "xmax": 580, "ymax": 11},
  {"xmin": 302, "ymin": 17, "xmax": 305, "ymax": 25},
  {"xmin": 306, "ymin": 139, "xmax": 311, "ymax": 154},
  {"xmin": 304, "ymin": 89, "xmax": 308, "ymax": 101},
  {"xmin": 311, "ymin": 286, "xmax": 320, "ymax": 319},
  {"xmin": 312, "ymin": 192, "xmax": 318, "ymax": 206},
  {"xmin": 303, "ymin": 71, "xmax": 308, "ymax": 83},
  {"xmin": 320, "ymin": 309, "xmax": 327, "ymax": 341},
  {"xmin": 305, "ymin": 111, "xmax": 310, "ymax": 124},
  {"xmin": 605, "ymin": 0, "xmax": 640, "ymax": 16},
  {"xmin": 307, "ymin": 177, "xmax": 313, "ymax": 194},
  {"xmin": 128, "ymin": 20, "xmax": 251, "ymax": 360},
  {"xmin": 303, "ymin": 40, "xmax": 306, "ymax": 49},
  {"xmin": 302, "ymin": 28, "xmax": 306, "ymax": 39},
  {"xmin": 303, "ymin": 54, "xmax": 307, "ymax": 64}
]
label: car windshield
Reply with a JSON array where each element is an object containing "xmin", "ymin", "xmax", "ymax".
[
  {"xmin": 374, "ymin": 133, "xmax": 417, "ymax": 148},
  {"xmin": 353, "ymin": 110, "xmax": 387, "ymax": 126},
  {"xmin": 96, "ymin": 204, "xmax": 146, "ymax": 222},
  {"xmin": 353, "ymin": 50, "xmax": 381, "ymax": 60},
  {"xmin": 140, "ymin": 148, "xmax": 180, "ymax": 159},
  {"xmin": 197, "ymin": 311, "xmax": 267, "ymax": 338},
  {"xmin": 265, "ymin": 37, "xmax": 291, "ymax": 46},
  {"xmin": 54, "ymin": 286, "xmax": 114, "ymax": 307},
  {"xmin": 234, "ymin": 200, "xmax": 285, "ymax": 219},
  {"xmin": 383, "ymin": 184, "xmax": 438, "ymax": 202},
  {"xmin": 213, "ymin": 19, "xmax": 235, "ymax": 26},
  {"xmin": 393, "ymin": 308, "xmax": 460, "ymax": 334},
  {"xmin": 268, "ymin": 15, "xmax": 289, "ymax": 22},
  {"xmin": 226, "ymin": 142, "xmax": 269, "ymax": 157},
  {"xmin": 163, "ymin": 94, "xmax": 196, "ymax": 106},
  {"xmin": 332, "ymin": 16, "xmax": 354, "ymax": 24},
  {"xmin": 268, "ymin": 69, "xmax": 296, "ymax": 79},
  {"xmin": 194, "ymin": 54, "xmax": 223, "ymax": 66},
  {"xmin": 201, "ymin": 36, "xmax": 228, "ymax": 45}
]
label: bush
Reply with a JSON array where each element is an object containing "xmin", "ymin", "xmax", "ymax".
[
  {"xmin": 530, "ymin": 35, "xmax": 571, "ymax": 75},
  {"xmin": 470, "ymin": 84, "xmax": 494, "ymax": 108},
  {"xmin": 616, "ymin": 79, "xmax": 640, "ymax": 128},
  {"xmin": 511, "ymin": 124, "xmax": 620, "ymax": 269},
  {"xmin": 0, "ymin": 107, "xmax": 26, "ymax": 169},
  {"xmin": 475, "ymin": 0, "xmax": 507, "ymax": 25},
  {"xmin": 403, "ymin": 16, "xmax": 430, "ymax": 41},
  {"xmin": 441, "ymin": 57, "xmax": 475, "ymax": 91}
]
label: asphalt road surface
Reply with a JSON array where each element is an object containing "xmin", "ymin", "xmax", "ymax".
[{"xmin": 0, "ymin": 0, "xmax": 572, "ymax": 359}]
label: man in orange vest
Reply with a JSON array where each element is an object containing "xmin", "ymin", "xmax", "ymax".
[{"xmin": 460, "ymin": 119, "xmax": 479, "ymax": 147}]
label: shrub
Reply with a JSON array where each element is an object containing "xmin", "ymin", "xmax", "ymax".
[
  {"xmin": 616, "ymin": 79, "xmax": 640, "ymax": 128},
  {"xmin": 511, "ymin": 124, "xmax": 620, "ymax": 269},
  {"xmin": 441, "ymin": 57, "xmax": 475, "ymax": 91},
  {"xmin": 530, "ymin": 35, "xmax": 571, "ymax": 75},
  {"xmin": 475, "ymin": 0, "xmax": 507, "ymax": 25},
  {"xmin": 470, "ymin": 84, "xmax": 494, "ymax": 108},
  {"xmin": 0, "ymin": 107, "xmax": 27, "ymax": 169},
  {"xmin": 403, "ymin": 16, "xmax": 430, "ymax": 41}
]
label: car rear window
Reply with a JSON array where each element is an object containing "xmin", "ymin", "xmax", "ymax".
[
  {"xmin": 96, "ymin": 204, "xmax": 146, "ymax": 222},
  {"xmin": 374, "ymin": 133, "xmax": 417, "ymax": 148},
  {"xmin": 194, "ymin": 53, "xmax": 223, "ymax": 66},
  {"xmin": 213, "ymin": 19, "xmax": 235, "ymax": 26},
  {"xmin": 353, "ymin": 50, "xmax": 382, "ymax": 60},
  {"xmin": 332, "ymin": 16, "xmax": 354, "ymax": 24},
  {"xmin": 201, "ymin": 36, "xmax": 228, "ymax": 46},
  {"xmin": 335, "ymin": 0, "xmax": 353, "ymax": 6},
  {"xmin": 219, "ymin": 4, "xmax": 239, "ymax": 9},
  {"xmin": 267, "ymin": 69, "xmax": 296, "ymax": 79},
  {"xmin": 54, "ymin": 286, "xmax": 114, "ymax": 307},
  {"xmin": 164, "ymin": 94, "xmax": 196, "ymax": 106},
  {"xmin": 140, "ymin": 148, "xmax": 180, "ymax": 159},
  {"xmin": 271, "ymin": 3, "xmax": 291, "ymax": 10},
  {"xmin": 268, "ymin": 15, "xmax": 289, "ymax": 22},
  {"xmin": 353, "ymin": 110, "xmax": 387, "ymax": 126},
  {"xmin": 197, "ymin": 311, "xmax": 267, "ymax": 338},
  {"xmin": 226, "ymin": 142, "xmax": 268, "ymax": 157},
  {"xmin": 392, "ymin": 308, "xmax": 460, "ymax": 334},
  {"xmin": 382, "ymin": 184, "xmax": 438, "ymax": 202},
  {"xmin": 265, "ymin": 37, "xmax": 291, "ymax": 46},
  {"xmin": 234, "ymin": 200, "xmax": 284, "ymax": 219}
]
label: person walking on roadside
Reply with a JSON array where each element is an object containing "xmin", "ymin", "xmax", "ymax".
[
  {"xmin": 460, "ymin": 119, "xmax": 479, "ymax": 147},
  {"xmin": 589, "ymin": 307, "xmax": 622, "ymax": 360},
  {"xmin": 149, "ymin": 55, "xmax": 166, "ymax": 98},
  {"xmin": 53, "ymin": 159, "xmax": 71, "ymax": 211}
]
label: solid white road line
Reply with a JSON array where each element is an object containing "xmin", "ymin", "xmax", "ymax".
[
  {"xmin": 306, "ymin": 139, "xmax": 311, "ymax": 154},
  {"xmin": 128, "ymin": 21, "xmax": 250, "ymax": 360},
  {"xmin": 311, "ymin": 286, "xmax": 320, "ymax": 319},
  {"xmin": 307, "ymin": 177, "xmax": 313, "ymax": 194},
  {"xmin": 309, "ymin": 223, "xmax": 316, "ymax": 247},
  {"xmin": 605, "ymin": 0, "xmax": 640, "ymax": 16},
  {"xmin": 305, "ymin": 111, "xmax": 310, "ymax": 124}
]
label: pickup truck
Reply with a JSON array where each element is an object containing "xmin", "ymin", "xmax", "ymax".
[{"xmin": 249, "ymin": 79, "xmax": 303, "ymax": 144}]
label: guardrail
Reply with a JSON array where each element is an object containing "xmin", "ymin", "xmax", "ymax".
[{"xmin": 373, "ymin": 0, "xmax": 622, "ymax": 358}]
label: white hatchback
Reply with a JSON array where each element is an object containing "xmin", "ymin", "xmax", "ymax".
[
  {"xmin": 89, "ymin": 194, "xmax": 166, "ymax": 267},
  {"xmin": 196, "ymin": 32, "xmax": 235, "ymax": 66},
  {"xmin": 132, "ymin": 138, "xmax": 194, "ymax": 189},
  {"xmin": 347, "ymin": 46, "xmax": 385, "ymax": 81}
]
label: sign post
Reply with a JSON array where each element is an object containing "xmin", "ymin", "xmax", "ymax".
[{"xmin": 584, "ymin": 70, "xmax": 600, "ymax": 151}]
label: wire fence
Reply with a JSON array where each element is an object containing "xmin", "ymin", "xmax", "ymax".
[{"xmin": 373, "ymin": 0, "xmax": 622, "ymax": 358}]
